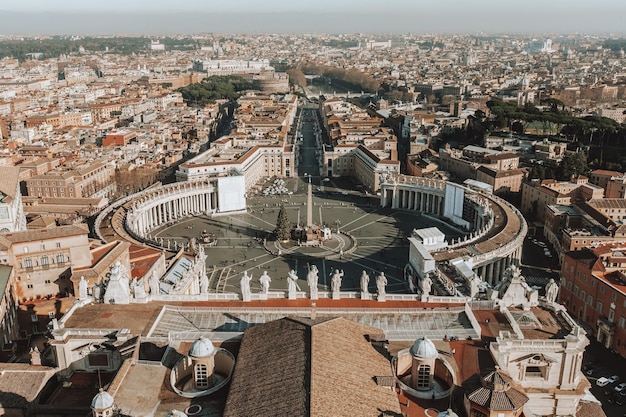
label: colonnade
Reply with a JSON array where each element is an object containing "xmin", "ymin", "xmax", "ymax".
[
  {"xmin": 475, "ymin": 247, "xmax": 522, "ymax": 287},
  {"xmin": 380, "ymin": 177, "xmax": 527, "ymax": 290},
  {"xmin": 387, "ymin": 187, "xmax": 445, "ymax": 215},
  {"xmin": 126, "ymin": 181, "xmax": 219, "ymax": 239}
]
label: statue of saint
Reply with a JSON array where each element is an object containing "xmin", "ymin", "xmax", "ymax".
[
  {"xmin": 78, "ymin": 276, "xmax": 88, "ymax": 301},
  {"xmin": 376, "ymin": 272, "xmax": 387, "ymax": 296},
  {"xmin": 199, "ymin": 272, "xmax": 209, "ymax": 294},
  {"xmin": 421, "ymin": 275, "xmax": 433, "ymax": 296},
  {"xmin": 287, "ymin": 269, "xmax": 300, "ymax": 294},
  {"xmin": 307, "ymin": 265, "xmax": 319, "ymax": 299},
  {"xmin": 360, "ymin": 270, "xmax": 370, "ymax": 294},
  {"xmin": 545, "ymin": 278, "xmax": 559, "ymax": 303},
  {"xmin": 240, "ymin": 271, "xmax": 252, "ymax": 301},
  {"xmin": 307, "ymin": 265, "xmax": 319, "ymax": 291},
  {"xmin": 150, "ymin": 270, "xmax": 160, "ymax": 296},
  {"xmin": 331, "ymin": 269, "xmax": 344, "ymax": 293},
  {"xmin": 259, "ymin": 271, "xmax": 271, "ymax": 294}
]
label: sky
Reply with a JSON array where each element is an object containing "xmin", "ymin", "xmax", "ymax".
[{"xmin": 1, "ymin": 0, "xmax": 625, "ymax": 35}]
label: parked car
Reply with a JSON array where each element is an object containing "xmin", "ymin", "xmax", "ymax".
[
  {"xmin": 615, "ymin": 382, "xmax": 626, "ymax": 392},
  {"xmin": 609, "ymin": 375, "xmax": 620, "ymax": 384},
  {"xmin": 597, "ymin": 377, "xmax": 610, "ymax": 387}
]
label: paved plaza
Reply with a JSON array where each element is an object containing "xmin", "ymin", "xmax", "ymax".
[{"xmin": 152, "ymin": 176, "xmax": 464, "ymax": 296}]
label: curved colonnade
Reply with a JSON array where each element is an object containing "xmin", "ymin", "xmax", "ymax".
[
  {"xmin": 380, "ymin": 175, "xmax": 527, "ymax": 286},
  {"xmin": 95, "ymin": 180, "xmax": 223, "ymax": 250}
]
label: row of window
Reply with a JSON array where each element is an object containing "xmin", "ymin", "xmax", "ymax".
[{"xmin": 22, "ymin": 254, "xmax": 67, "ymax": 270}]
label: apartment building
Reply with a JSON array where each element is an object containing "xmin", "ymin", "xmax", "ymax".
[
  {"xmin": 560, "ymin": 244, "xmax": 626, "ymax": 356},
  {"xmin": 25, "ymin": 159, "xmax": 116, "ymax": 199},
  {"xmin": 0, "ymin": 224, "xmax": 91, "ymax": 302}
]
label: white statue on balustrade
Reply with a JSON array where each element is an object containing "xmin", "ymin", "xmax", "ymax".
[
  {"xmin": 545, "ymin": 278, "xmax": 559, "ymax": 303},
  {"xmin": 259, "ymin": 271, "xmax": 271, "ymax": 294},
  {"xmin": 360, "ymin": 270, "xmax": 370, "ymax": 295},
  {"xmin": 240, "ymin": 271, "xmax": 252, "ymax": 302},
  {"xmin": 287, "ymin": 269, "xmax": 300, "ymax": 299},
  {"xmin": 331, "ymin": 269, "xmax": 343, "ymax": 293},
  {"xmin": 376, "ymin": 272, "xmax": 387, "ymax": 301},
  {"xmin": 307, "ymin": 265, "xmax": 319, "ymax": 300}
]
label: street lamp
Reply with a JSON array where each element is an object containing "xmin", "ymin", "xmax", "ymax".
[{"xmin": 335, "ymin": 219, "xmax": 341, "ymax": 233}]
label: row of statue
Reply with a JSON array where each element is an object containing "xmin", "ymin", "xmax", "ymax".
[{"xmin": 239, "ymin": 266, "xmax": 389, "ymax": 301}]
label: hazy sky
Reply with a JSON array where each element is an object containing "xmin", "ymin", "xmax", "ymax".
[{"xmin": 1, "ymin": 0, "xmax": 625, "ymax": 35}]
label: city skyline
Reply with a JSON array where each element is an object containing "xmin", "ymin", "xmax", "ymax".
[{"xmin": 0, "ymin": 0, "xmax": 625, "ymax": 35}]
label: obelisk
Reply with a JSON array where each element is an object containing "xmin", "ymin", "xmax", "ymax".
[{"xmin": 307, "ymin": 176, "xmax": 313, "ymax": 227}]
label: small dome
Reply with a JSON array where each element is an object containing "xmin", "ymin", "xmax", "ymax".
[
  {"xmin": 189, "ymin": 336, "xmax": 215, "ymax": 358},
  {"xmin": 91, "ymin": 388, "xmax": 114, "ymax": 410},
  {"xmin": 409, "ymin": 337, "xmax": 438, "ymax": 359},
  {"xmin": 167, "ymin": 410, "xmax": 187, "ymax": 417}
]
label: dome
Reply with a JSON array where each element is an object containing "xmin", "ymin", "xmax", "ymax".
[
  {"xmin": 409, "ymin": 337, "xmax": 438, "ymax": 359},
  {"xmin": 167, "ymin": 410, "xmax": 187, "ymax": 417},
  {"xmin": 189, "ymin": 336, "xmax": 215, "ymax": 358},
  {"xmin": 91, "ymin": 388, "xmax": 114, "ymax": 410}
]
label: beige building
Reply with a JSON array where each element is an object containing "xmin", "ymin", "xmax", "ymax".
[
  {"xmin": 476, "ymin": 166, "xmax": 525, "ymax": 194},
  {"xmin": 0, "ymin": 265, "xmax": 19, "ymax": 349},
  {"xmin": 520, "ymin": 177, "xmax": 604, "ymax": 222},
  {"xmin": 25, "ymin": 159, "xmax": 116, "ymax": 199},
  {"xmin": 0, "ymin": 166, "xmax": 27, "ymax": 233},
  {"xmin": 0, "ymin": 224, "xmax": 91, "ymax": 302}
]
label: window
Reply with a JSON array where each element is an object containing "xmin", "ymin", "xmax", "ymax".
[
  {"xmin": 588, "ymin": 295, "xmax": 593, "ymax": 306},
  {"xmin": 27, "ymin": 284, "xmax": 33, "ymax": 289},
  {"xmin": 56, "ymin": 253, "xmax": 65, "ymax": 264},
  {"xmin": 619, "ymin": 316, "xmax": 626, "ymax": 329},
  {"xmin": 417, "ymin": 364, "xmax": 431, "ymax": 390},
  {"xmin": 44, "ymin": 280, "xmax": 51, "ymax": 284},
  {"xmin": 194, "ymin": 363, "xmax": 209, "ymax": 389},
  {"xmin": 580, "ymin": 290, "xmax": 586, "ymax": 301},
  {"xmin": 597, "ymin": 301, "xmax": 604, "ymax": 314},
  {"xmin": 41, "ymin": 256, "xmax": 48, "ymax": 267},
  {"xmin": 600, "ymin": 285, "xmax": 605, "ymax": 294},
  {"xmin": 573, "ymin": 285, "xmax": 579, "ymax": 296},
  {"xmin": 24, "ymin": 257, "xmax": 32, "ymax": 269}
]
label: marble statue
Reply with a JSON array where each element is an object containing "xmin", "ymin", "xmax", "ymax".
[
  {"xmin": 360, "ymin": 270, "xmax": 370, "ymax": 294},
  {"xmin": 149, "ymin": 270, "xmax": 160, "ymax": 296},
  {"xmin": 104, "ymin": 261, "xmax": 131, "ymax": 304},
  {"xmin": 259, "ymin": 271, "xmax": 272, "ymax": 294},
  {"xmin": 421, "ymin": 275, "xmax": 433, "ymax": 296},
  {"xmin": 331, "ymin": 269, "xmax": 344, "ymax": 293},
  {"xmin": 240, "ymin": 271, "xmax": 252, "ymax": 301},
  {"xmin": 307, "ymin": 265, "xmax": 319, "ymax": 299},
  {"xmin": 545, "ymin": 278, "xmax": 559, "ymax": 303},
  {"xmin": 376, "ymin": 272, "xmax": 387, "ymax": 296},
  {"xmin": 287, "ymin": 269, "xmax": 300, "ymax": 294},
  {"xmin": 78, "ymin": 276, "xmax": 89, "ymax": 301},
  {"xmin": 199, "ymin": 272, "xmax": 209, "ymax": 294}
]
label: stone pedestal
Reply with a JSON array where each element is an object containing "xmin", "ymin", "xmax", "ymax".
[
  {"xmin": 310, "ymin": 289, "xmax": 318, "ymax": 300},
  {"xmin": 377, "ymin": 293, "xmax": 386, "ymax": 302},
  {"xmin": 242, "ymin": 293, "xmax": 251, "ymax": 302},
  {"xmin": 421, "ymin": 294, "xmax": 429, "ymax": 302},
  {"xmin": 361, "ymin": 291, "xmax": 370, "ymax": 300},
  {"xmin": 332, "ymin": 291, "xmax": 341, "ymax": 300},
  {"xmin": 258, "ymin": 293, "xmax": 268, "ymax": 301},
  {"xmin": 288, "ymin": 290, "xmax": 297, "ymax": 300}
]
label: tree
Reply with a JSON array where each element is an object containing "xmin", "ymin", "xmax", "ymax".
[
  {"xmin": 274, "ymin": 205, "xmax": 292, "ymax": 241},
  {"xmin": 286, "ymin": 68, "xmax": 306, "ymax": 88},
  {"xmin": 558, "ymin": 152, "xmax": 589, "ymax": 181}
]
